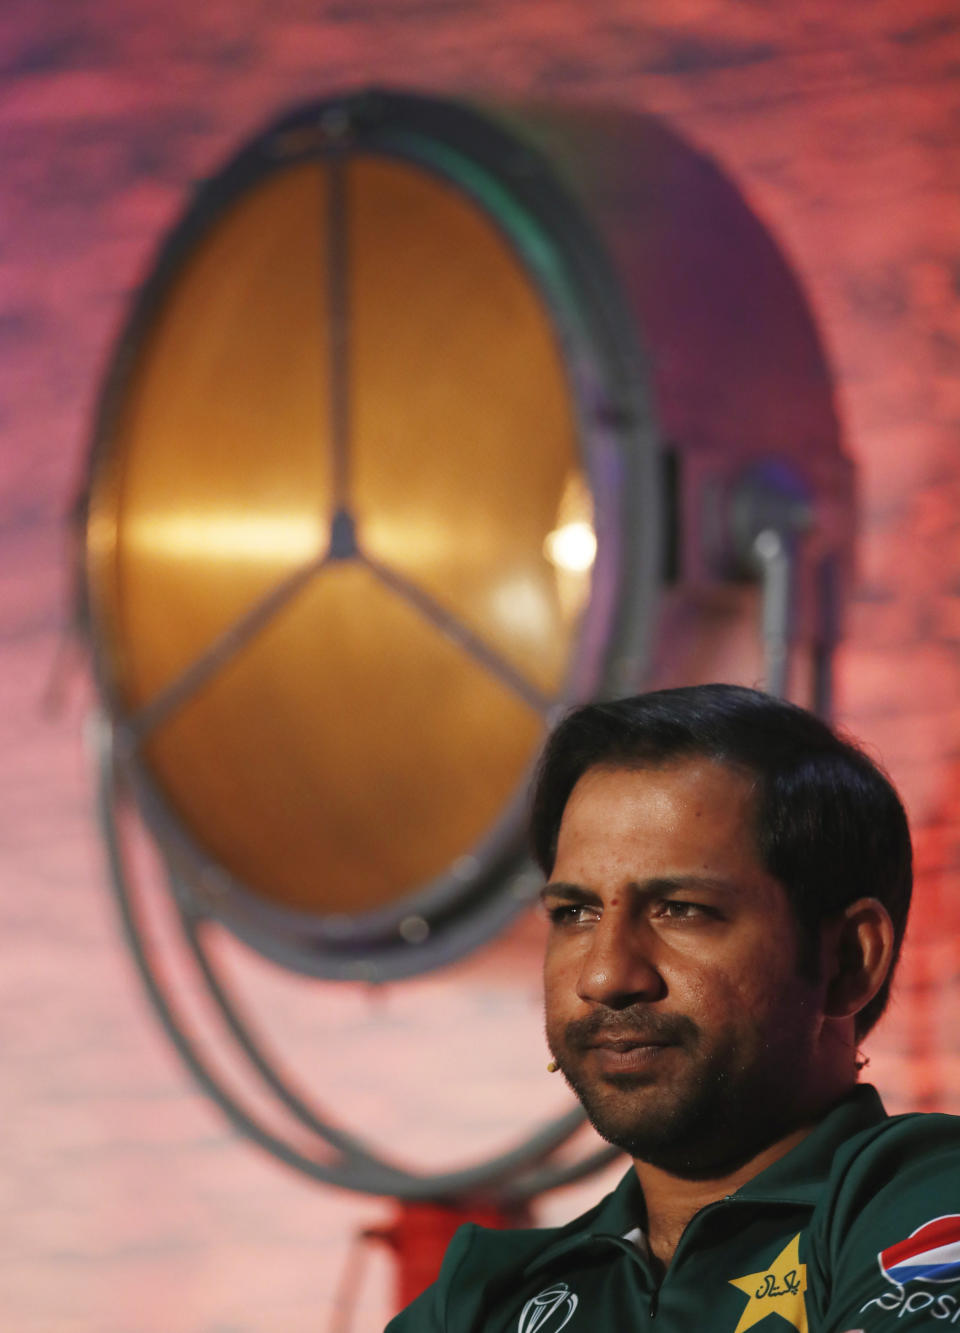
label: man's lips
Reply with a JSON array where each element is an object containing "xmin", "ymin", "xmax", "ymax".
[
  {"xmin": 586, "ymin": 1036, "xmax": 672, "ymax": 1051},
  {"xmin": 556, "ymin": 1011, "xmax": 698, "ymax": 1077},
  {"xmin": 583, "ymin": 1037, "xmax": 676, "ymax": 1074}
]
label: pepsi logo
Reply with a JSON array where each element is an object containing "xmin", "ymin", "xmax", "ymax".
[{"xmin": 880, "ymin": 1215, "xmax": 960, "ymax": 1286}]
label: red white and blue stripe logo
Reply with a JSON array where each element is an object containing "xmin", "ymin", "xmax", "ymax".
[{"xmin": 880, "ymin": 1216, "xmax": 960, "ymax": 1286}]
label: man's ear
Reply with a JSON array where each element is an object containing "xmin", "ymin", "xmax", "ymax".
[{"xmin": 823, "ymin": 897, "xmax": 896, "ymax": 1022}]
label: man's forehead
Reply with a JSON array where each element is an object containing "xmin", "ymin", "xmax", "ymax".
[
  {"xmin": 554, "ymin": 757, "xmax": 763, "ymax": 860},
  {"xmin": 564, "ymin": 755, "xmax": 757, "ymax": 809}
]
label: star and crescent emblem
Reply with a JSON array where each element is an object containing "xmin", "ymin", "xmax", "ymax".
[{"xmin": 729, "ymin": 1233, "xmax": 809, "ymax": 1333}]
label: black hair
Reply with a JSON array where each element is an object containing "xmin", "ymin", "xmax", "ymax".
[{"xmin": 530, "ymin": 683, "xmax": 912, "ymax": 1038}]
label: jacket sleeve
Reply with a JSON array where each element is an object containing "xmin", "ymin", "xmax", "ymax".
[
  {"xmin": 384, "ymin": 1224, "xmax": 479, "ymax": 1332},
  {"xmin": 806, "ymin": 1113, "xmax": 960, "ymax": 1332}
]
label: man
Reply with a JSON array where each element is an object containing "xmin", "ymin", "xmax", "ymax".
[{"xmin": 387, "ymin": 684, "xmax": 959, "ymax": 1332}]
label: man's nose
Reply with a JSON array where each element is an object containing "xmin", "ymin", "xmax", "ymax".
[{"xmin": 576, "ymin": 913, "xmax": 665, "ymax": 1008}]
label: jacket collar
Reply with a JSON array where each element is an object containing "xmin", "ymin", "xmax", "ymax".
[
  {"xmin": 525, "ymin": 1083, "xmax": 887, "ymax": 1275},
  {"xmin": 731, "ymin": 1082, "xmax": 887, "ymax": 1206}
]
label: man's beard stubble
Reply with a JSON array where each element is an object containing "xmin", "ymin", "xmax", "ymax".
[{"xmin": 549, "ymin": 1006, "xmax": 779, "ymax": 1178}]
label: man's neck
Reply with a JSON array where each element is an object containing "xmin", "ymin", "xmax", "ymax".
[{"xmin": 632, "ymin": 1120, "xmax": 820, "ymax": 1273}]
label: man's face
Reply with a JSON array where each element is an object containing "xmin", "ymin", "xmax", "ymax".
[{"xmin": 542, "ymin": 759, "xmax": 830, "ymax": 1176}]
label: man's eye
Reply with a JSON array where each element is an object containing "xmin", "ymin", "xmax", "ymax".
[
  {"xmin": 656, "ymin": 900, "xmax": 708, "ymax": 920},
  {"xmin": 546, "ymin": 903, "xmax": 594, "ymax": 926}
]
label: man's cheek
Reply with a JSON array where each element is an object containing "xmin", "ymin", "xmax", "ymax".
[{"xmin": 543, "ymin": 947, "xmax": 581, "ymax": 1006}]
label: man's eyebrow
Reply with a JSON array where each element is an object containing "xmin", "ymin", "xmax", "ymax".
[
  {"xmin": 539, "ymin": 875, "xmax": 739, "ymax": 904},
  {"xmin": 539, "ymin": 883, "xmax": 601, "ymax": 905},
  {"xmin": 639, "ymin": 875, "xmax": 739, "ymax": 896}
]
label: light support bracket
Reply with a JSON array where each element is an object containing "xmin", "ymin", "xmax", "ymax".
[{"xmin": 730, "ymin": 460, "xmax": 814, "ymax": 700}]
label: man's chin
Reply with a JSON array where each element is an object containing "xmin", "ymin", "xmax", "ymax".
[
  {"xmin": 563, "ymin": 1069, "xmax": 684, "ymax": 1153},
  {"xmin": 559, "ymin": 1061, "xmax": 737, "ymax": 1171},
  {"xmin": 568, "ymin": 1070, "xmax": 794, "ymax": 1178},
  {"xmin": 582, "ymin": 1100, "xmax": 724, "ymax": 1173}
]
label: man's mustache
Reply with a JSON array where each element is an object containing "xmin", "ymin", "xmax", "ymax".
[{"xmin": 562, "ymin": 1008, "xmax": 699, "ymax": 1051}]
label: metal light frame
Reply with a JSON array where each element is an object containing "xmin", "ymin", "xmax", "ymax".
[{"xmin": 82, "ymin": 88, "xmax": 662, "ymax": 985}]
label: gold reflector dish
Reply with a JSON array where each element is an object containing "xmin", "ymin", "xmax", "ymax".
[{"xmin": 82, "ymin": 92, "xmax": 657, "ymax": 976}]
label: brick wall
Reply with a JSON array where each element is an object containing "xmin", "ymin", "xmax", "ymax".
[{"xmin": 4, "ymin": 1, "xmax": 960, "ymax": 1329}]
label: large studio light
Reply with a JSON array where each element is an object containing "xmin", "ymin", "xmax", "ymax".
[{"xmin": 81, "ymin": 91, "xmax": 663, "ymax": 984}]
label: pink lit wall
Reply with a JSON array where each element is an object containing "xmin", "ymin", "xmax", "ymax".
[{"xmin": 4, "ymin": 2, "xmax": 960, "ymax": 1330}]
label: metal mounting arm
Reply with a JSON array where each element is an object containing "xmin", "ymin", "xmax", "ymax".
[{"xmin": 730, "ymin": 461, "xmax": 814, "ymax": 701}]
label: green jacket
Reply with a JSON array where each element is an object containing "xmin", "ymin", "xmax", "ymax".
[{"xmin": 386, "ymin": 1086, "xmax": 960, "ymax": 1332}]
